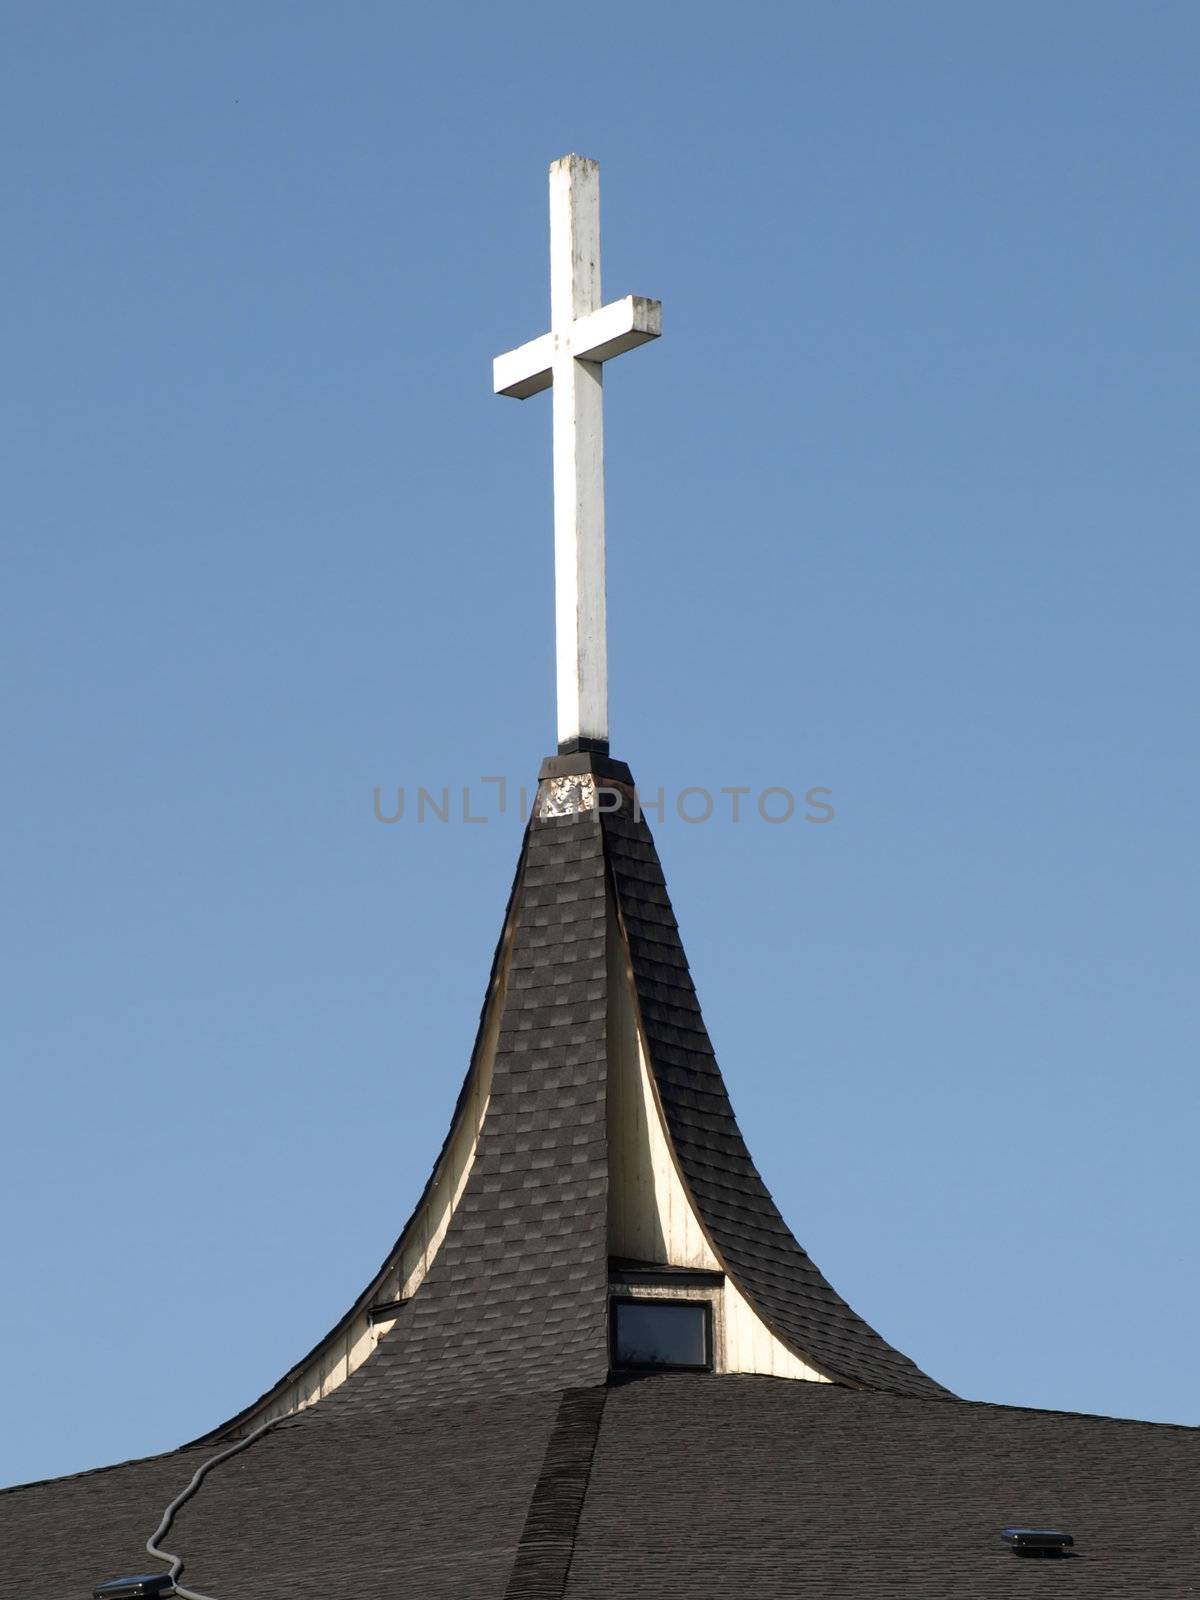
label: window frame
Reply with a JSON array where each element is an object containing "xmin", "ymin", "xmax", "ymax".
[{"xmin": 609, "ymin": 1295, "xmax": 714, "ymax": 1373}]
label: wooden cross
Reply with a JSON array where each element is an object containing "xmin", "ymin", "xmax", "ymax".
[{"xmin": 494, "ymin": 154, "xmax": 661, "ymax": 754}]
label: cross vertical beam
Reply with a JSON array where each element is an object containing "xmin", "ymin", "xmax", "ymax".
[
  {"xmin": 494, "ymin": 156, "xmax": 661, "ymax": 754},
  {"xmin": 550, "ymin": 156, "xmax": 605, "ymax": 751}
]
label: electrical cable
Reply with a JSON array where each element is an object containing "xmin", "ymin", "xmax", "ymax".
[{"xmin": 145, "ymin": 1418, "xmax": 278, "ymax": 1599}]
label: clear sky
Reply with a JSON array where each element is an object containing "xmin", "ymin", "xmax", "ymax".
[{"xmin": 2, "ymin": 1, "xmax": 1197, "ymax": 1487}]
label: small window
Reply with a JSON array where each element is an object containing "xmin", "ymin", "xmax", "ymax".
[{"xmin": 611, "ymin": 1298, "xmax": 711, "ymax": 1371}]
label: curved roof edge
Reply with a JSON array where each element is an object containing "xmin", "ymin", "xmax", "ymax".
[
  {"xmin": 190, "ymin": 833, "xmax": 532, "ymax": 1443},
  {"xmin": 599, "ymin": 791, "xmax": 951, "ymax": 1401}
]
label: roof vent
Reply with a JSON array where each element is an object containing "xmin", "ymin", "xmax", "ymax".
[
  {"xmin": 1000, "ymin": 1527, "xmax": 1075, "ymax": 1558},
  {"xmin": 93, "ymin": 1576, "xmax": 175, "ymax": 1598}
]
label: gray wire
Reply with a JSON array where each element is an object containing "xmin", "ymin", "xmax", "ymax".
[{"xmin": 145, "ymin": 1418, "xmax": 278, "ymax": 1600}]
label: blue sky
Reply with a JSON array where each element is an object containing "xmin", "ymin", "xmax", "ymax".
[{"xmin": 2, "ymin": 1, "xmax": 1197, "ymax": 1485}]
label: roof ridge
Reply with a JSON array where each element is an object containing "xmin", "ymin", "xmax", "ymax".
[
  {"xmin": 951, "ymin": 1392, "xmax": 1200, "ymax": 1433},
  {"xmin": 713, "ymin": 1372, "xmax": 1198, "ymax": 1432},
  {"xmin": 0, "ymin": 1440, "xmax": 206, "ymax": 1498}
]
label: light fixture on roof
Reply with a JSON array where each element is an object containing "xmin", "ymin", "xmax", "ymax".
[
  {"xmin": 1000, "ymin": 1527, "xmax": 1075, "ymax": 1558},
  {"xmin": 92, "ymin": 1576, "xmax": 175, "ymax": 1598}
]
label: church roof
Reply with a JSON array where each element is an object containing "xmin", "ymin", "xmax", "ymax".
[
  {"xmin": 5, "ymin": 1375, "xmax": 1198, "ymax": 1598},
  {"xmin": 2, "ymin": 757, "xmax": 1196, "ymax": 1599}
]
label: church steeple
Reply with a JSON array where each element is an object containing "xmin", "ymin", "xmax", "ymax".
[
  {"xmin": 203, "ymin": 772, "xmax": 944, "ymax": 1440},
  {"xmin": 198, "ymin": 158, "xmax": 945, "ymax": 1444}
]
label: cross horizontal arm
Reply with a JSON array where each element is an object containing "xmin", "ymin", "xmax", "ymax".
[
  {"xmin": 571, "ymin": 295, "xmax": 662, "ymax": 363},
  {"xmin": 493, "ymin": 333, "xmax": 554, "ymax": 400},
  {"xmin": 493, "ymin": 296, "xmax": 662, "ymax": 400}
]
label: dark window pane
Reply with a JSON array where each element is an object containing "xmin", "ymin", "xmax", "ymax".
[{"xmin": 613, "ymin": 1300, "xmax": 709, "ymax": 1369}]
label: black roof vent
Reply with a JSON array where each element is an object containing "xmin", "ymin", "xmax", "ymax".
[
  {"xmin": 93, "ymin": 1577, "xmax": 175, "ymax": 1598},
  {"xmin": 1001, "ymin": 1527, "xmax": 1075, "ymax": 1558}
]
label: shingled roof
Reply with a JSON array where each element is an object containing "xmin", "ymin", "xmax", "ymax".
[
  {"xmin": 2, "ymin": 753, "xmax": 1195, "ymax": 1600},
  {"xmin": 5, "ymin": 1374, "xmax": 1199, "ymax": 1597}
]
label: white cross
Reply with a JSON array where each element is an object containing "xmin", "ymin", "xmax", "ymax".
[{"xmin": 494, "ymin": 154, "xmax": 661, "ymax": 754}]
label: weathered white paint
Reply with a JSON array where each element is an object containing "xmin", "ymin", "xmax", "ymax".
[
  {"xmin": 607, "ymin": 897, "xmax": 719, "ymax": 1270},
  {"xmin": 606, "ymin": 890, "xmax": 828, "ymax": 1382},
  {"xmin": 393, "ymin": 1012, "xmax": 494, "ymax": 1301},
  {"xmin": 722, "ymin": 1275, "xmax": 828, "ymax": 1382},
  {"xmin": 494, "ymin": 155, "xmax": 661, "ymax": 750},
  {"xmin": 226, "ymin": 896, "xmax": 518, "ymax": 1435},
  {"xmin": 494, "ymin": 298, "xmax": 661, "ymax": 398}
]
